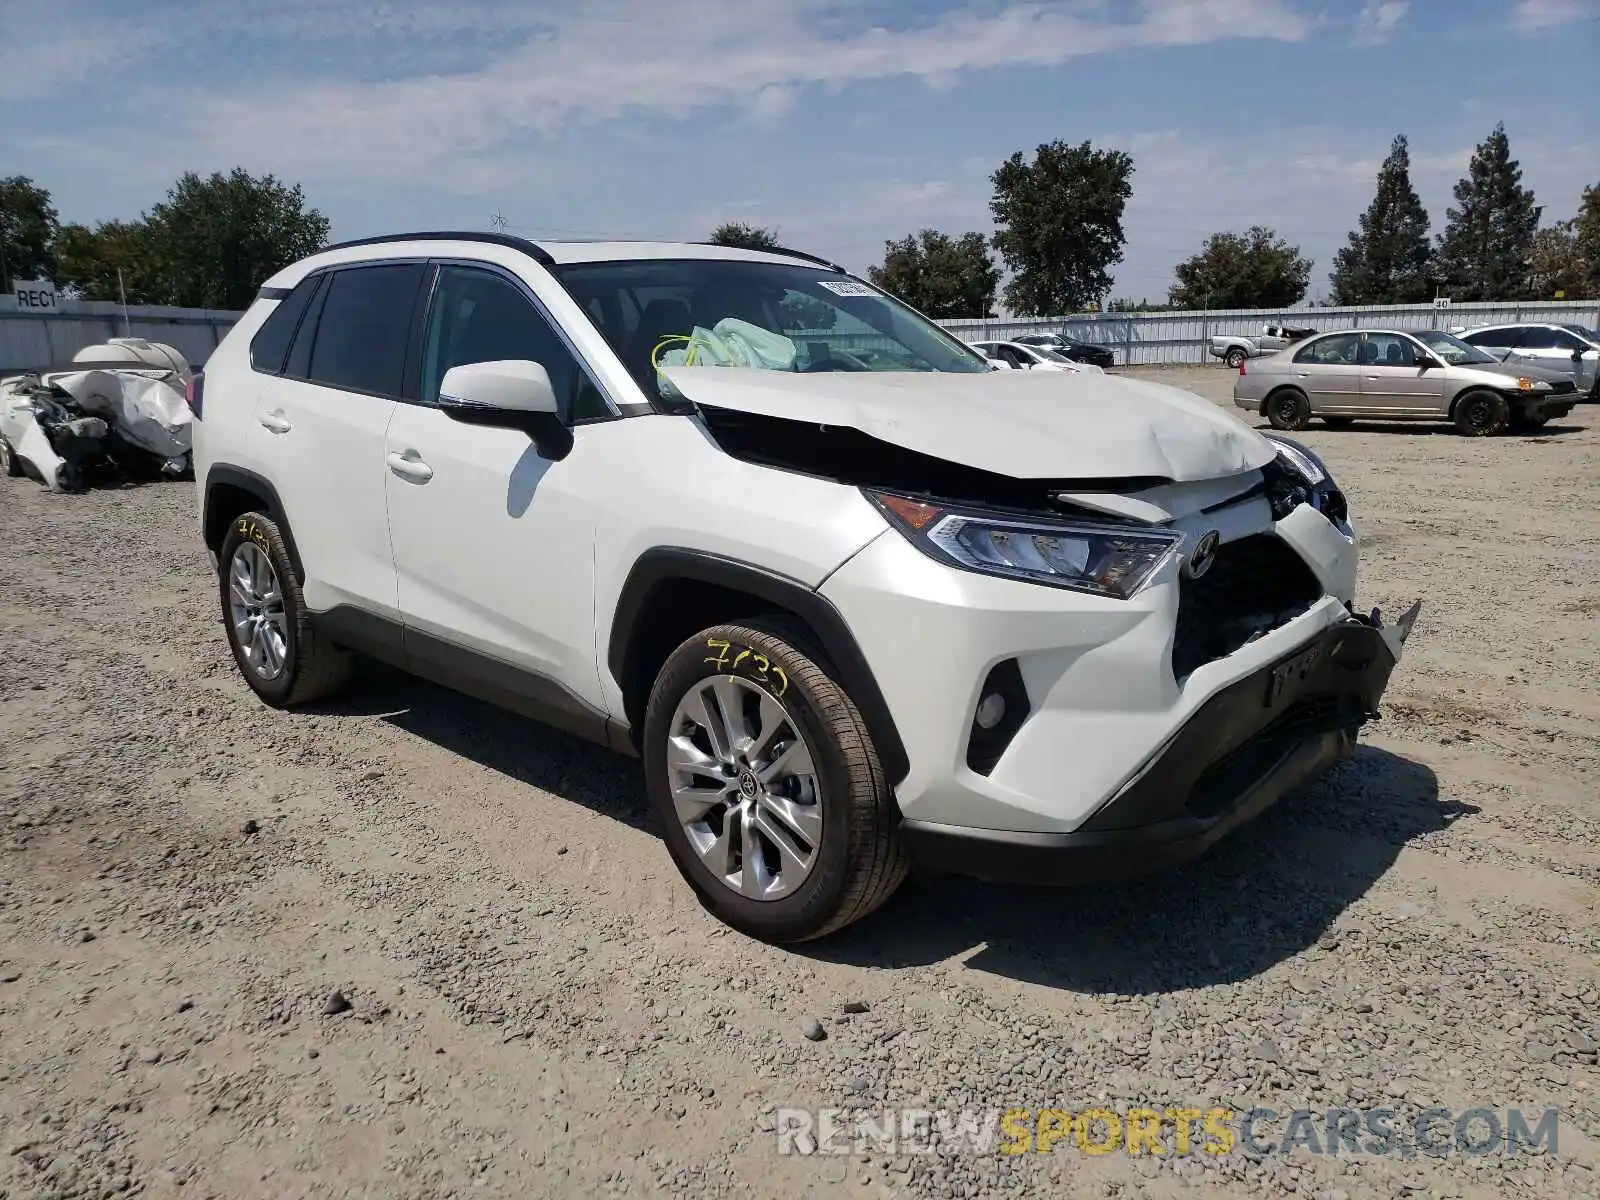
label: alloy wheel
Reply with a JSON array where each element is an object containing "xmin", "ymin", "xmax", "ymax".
[
  {"xmin": 228, "ymin": 542, "xmax": 289, "ymax": 681},
  {"xmin": 666, "ymin": 675, "xmax": 823, "ymax": 901}
]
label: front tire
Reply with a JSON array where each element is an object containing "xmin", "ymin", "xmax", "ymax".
[
  {"xmin": 218, "ymin": 511, "xmax": 351, "ymax": 707},
  {"xmin": 1266, "ymin": 388, "xmax": 1312, "ymax": 431},
  {"xmin": 0, "ymin": 436, "xmax": 21, "ymax": 477},
  {"xmin": 642, "ymin": 618, "xmax": 908, "ymax": 942},
  {"xmin": 1453, "ymin": 390, "xmax": 1509, "ymax": 437}
]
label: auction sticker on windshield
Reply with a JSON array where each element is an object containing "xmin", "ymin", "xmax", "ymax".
[{"xmin": 817, "ymin": 280, "xmax": 878, "ymax": 297}]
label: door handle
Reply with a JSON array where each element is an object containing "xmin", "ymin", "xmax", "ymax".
[
  {"xmin": 258, "ymin": 411, "xmax": 292, "ymax": 434},
  {"xmin": 386, "ymin": 450, "xmax": 433, "ymax": 483}
]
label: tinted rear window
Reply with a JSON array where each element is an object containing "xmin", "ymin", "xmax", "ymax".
[
  {"xmin": 249, "ymin": 278, "xmax": 319, "ymax": 374},
  {"xmin": 304, "ymin": 264, "xmax": 425, "ymax": 397}
]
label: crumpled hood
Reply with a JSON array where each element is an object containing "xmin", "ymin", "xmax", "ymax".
[{"xmin": 663, "ymin": 366, "xmax": 1276, "ymax": 482}]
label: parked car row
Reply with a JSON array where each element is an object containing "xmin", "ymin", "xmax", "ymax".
[
  {"xmin": 965, "ymin": 339, "xmax": 1105, "ymax": 374},
  {"xmin": 1232, "ymin": 327, "xmax": 1580, "ymax": 436},
  {"xmin": 964, "ymin": 332, "xmax": 1115, "ymax": 369}
]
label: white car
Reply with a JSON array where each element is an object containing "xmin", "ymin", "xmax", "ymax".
[
  {"xmin": 193, "ymin": 233, "xmax": 1419, "ymax": 942},
  {"xmin": 1452, "ymin": 322, "xmax": 1600, "ymax": 398},
  {"xmin": 966, "ymin": 340, "xmax": 1105, "ymax": 374}
]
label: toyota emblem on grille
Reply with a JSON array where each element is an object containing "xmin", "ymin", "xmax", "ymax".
[{"xmin": 1186, "ymin": 530, "xmax": 1221, "ymax": 579}]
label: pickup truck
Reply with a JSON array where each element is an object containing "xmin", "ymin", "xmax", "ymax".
[{"xmin": 1208, "ymin": 324, "xmax": 1318, "ymax": 368}]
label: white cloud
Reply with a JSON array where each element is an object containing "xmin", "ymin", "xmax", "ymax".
[
  {"xmin": 1511, "ymin": 0, "xmax": 1595, "ymax": 30},
  {"xmin": 1352, "ymin": 0, "xmax": 1408, "ymax": 44},
  {"xmin": 4, "ymin": 0, "xmax": 1317, "ymax": 188}
]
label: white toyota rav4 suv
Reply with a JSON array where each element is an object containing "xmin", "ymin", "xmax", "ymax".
[{"xmin": 193, "ymin": 233, "xmax": 1420, "ymax": 942}]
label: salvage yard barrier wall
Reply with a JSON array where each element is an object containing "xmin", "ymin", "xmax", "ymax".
[
  {"xmin": 943, "ymin": 300, "xmax": 1600, "ymax": 366},
  {"xmin": 6, "ymin": 297, "xmax": 1600, "ymax": 375},
  {"xmin": 0, "ymin": 300, "xmax": 241, "ymax": 374}
]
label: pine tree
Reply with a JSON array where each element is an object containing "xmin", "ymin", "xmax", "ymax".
[
  {"xmin": 1330, "ymin": 135, "xmax": 1432, "ymax": 304},
  {"xmin": 1433, "ymin": 123, "xmax": 1541, "ymax": 301},
  {"xmin": 1576, "ymin": 183, "xmax": 1600, "ymax": 299}
]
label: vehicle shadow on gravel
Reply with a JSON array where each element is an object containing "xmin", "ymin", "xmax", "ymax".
[
  {"xmin": 310, "ymin": 661, "xmax": 651, "ymax": 830},
  {"xmin": 809, "ymin": 746, "xmax": 1477, "ymax": 994}
]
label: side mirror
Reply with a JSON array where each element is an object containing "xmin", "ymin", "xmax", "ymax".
[
  {"xmin": 1416, "ymin": 353, "xmax": 1442, "ymax": 370},
  {"xmin": 436, "ymin": 359, "xmax": 572, "ymax": 461}
]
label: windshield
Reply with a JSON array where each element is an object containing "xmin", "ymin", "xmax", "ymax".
[
  {"xmin": 1561, "ymin": 325, "xmax": 1600, "ymax": 345},
  {"xmin": 550, "ymin": 258, "xmax": 989, "ymax": 398},
  {"xmin": 1034, "ymin": 346, "xmax": 1074, "ymax": 363},
  {"xmin": 1413, "ymin": 329, "xmax": 1498, "ymax": 365}
]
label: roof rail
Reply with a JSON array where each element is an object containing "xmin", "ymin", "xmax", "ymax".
[
  {"xmin": 694, "ymin": 241, "xmax": 846, "ymax": 273},
  {"xmin": 317, "ymin": 230, "xmax": 555, "ymax": 266}
]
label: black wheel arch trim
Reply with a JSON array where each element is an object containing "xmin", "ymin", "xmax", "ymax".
[
  {"xmin": 608, "ymin": 547, "xmax": 911, "ymax": 785},
  {"xmin": 203, "ymin": 465, "xmax": 305, "ymax": 583}
]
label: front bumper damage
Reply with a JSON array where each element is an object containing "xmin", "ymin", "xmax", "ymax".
[{"xmin": 900, "ymin": 601, "xmax": 1421, "ymax": 886}]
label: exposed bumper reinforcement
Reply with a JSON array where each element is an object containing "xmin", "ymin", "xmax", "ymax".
[{"xmin": 901, "ymin": 601, "xmax": 1421, "ymax": 886}]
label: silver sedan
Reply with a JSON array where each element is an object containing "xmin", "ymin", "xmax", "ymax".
[{"xmin": 1232, "ymin": 328, "xmax": 1578, "ymax": 437}]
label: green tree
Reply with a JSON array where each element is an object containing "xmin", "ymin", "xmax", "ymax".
[
  {"xmin": 990, "ymin": 140, "xmax": 1133, "ymax": 316},
  {"xmin": 1576, "ymin": 183, "xmax": 1600, "ymax": 299},
  {"xmin": 1529, "ymin": 220, "xmax": 1586, "ymax": 299},
  {"xmin": 55, "ymin": 220, "xmax": 162, "ymax": 302},
  {"xmin": 0, "ymin": 175, "xmax": 60, "ymax": 292},
  {"xmin": 1168, "ymin": 226, "xmax": 1313, "ymax": 309},
  {"xmin": 867, "ymin": 229, "xmax": 998, "ymax": 318},
  {"xmin": 708, "ymin": 222, "xmax": 781, "ymax": 251},
  {"xmin": 1432, "ymin": 123, "xmax": 1540, "ymax": 301},
  {"xmin": 1330, "ymin": 134, "xmax": 1432, "ymax": 304},
  {"xmin": 143, "ymin": 169, "xmax": 330, "ymax": 309}
]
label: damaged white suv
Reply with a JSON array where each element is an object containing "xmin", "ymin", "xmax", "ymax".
[{"xmin": 193, "ymin": 234, "xmax": 1419, "ymax": 941}]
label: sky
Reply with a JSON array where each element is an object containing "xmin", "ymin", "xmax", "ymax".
[{"xmin": 3, "ymin": 0, "xmax": 1597, "ymax": 305}]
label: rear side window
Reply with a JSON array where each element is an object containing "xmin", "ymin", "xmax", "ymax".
[
  {"xmin": 249, "ymin": 278, "xmax": 318, "ymax": 374},
  {"xmin": 1461, "ymin": 328, "xmax": 1513, "ymax": 348},
  {"xmin": 1294, "ymin": 334, "xmax": 1359, "ymax": 364},
  {"xmin": 304, "ymin": 264, "xmax": 426, "ymax": 398}
]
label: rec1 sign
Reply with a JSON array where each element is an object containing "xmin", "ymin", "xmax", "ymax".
[{"xmin": 12, "ymin": 282, "xmax": 59, "ymax": 312}]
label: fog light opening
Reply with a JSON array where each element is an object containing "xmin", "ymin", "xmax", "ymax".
[
  {"xmin": 965, "ymin": 659, "xmax": 1031, "ymax": 777},
  {"xmin": 974, "ymin": 692, "xmax": 1006, "ymax": 731}
]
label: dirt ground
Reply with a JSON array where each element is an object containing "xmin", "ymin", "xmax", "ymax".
[{"xmin": 1, "ymin": 366, "xmax": 1597, "ymax": 1200}]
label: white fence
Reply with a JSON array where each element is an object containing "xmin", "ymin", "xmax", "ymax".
[
  {"xmin": 6, "ymin": 296, "xmax": 1598, "ymax": 375},
  {"xmin": 943, "ymin": 300, "xmax": 1600, "ymax": 366},
  {"xmin": 0, "ymin": 300, "xmax": 240, "ymax": 374}
]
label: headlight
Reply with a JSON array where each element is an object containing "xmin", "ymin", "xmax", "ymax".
[
  {"xmin": 865, "ymin": 490, "xmax": 1182, "ymax": 599},
  {"xmin": 1260, "ymin": 433, "xmax": 1350, "ymax": 534},
  {"xmin": 1262, "ymin": 433, "xmax": 1327, "ymax": 485}
]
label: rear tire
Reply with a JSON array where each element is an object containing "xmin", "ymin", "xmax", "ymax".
[
  {"xmin": 1453, "ymin": 390, "xmax": 1509, "ymax": 437},
  {"xmin": 1224, "ymin": 348, "xmax": 1248, "ymax": 369},
  {"xmin": 218, "ymin": 510, "xmax": 351, "ymax": 708},
  {"xmin": 1266, "ymin": 388, "xmax": 1312, "ymax": 431},
  {"xmin": 642, "ymin": 617, "xmax": 908, "ymax": 943},
  {"xmin": 0, "ymin": 437, "xmax": 21, "ymax": 477}
]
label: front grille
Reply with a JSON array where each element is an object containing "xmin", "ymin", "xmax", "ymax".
[{"xmin": 1172, "ymin": 534, "xmax": 1324, "ymax": 682}]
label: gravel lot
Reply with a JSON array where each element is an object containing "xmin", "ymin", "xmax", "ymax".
[{"xmin": 2, "ymin": 365, "xmax": 1597, "ymax": 1200}]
